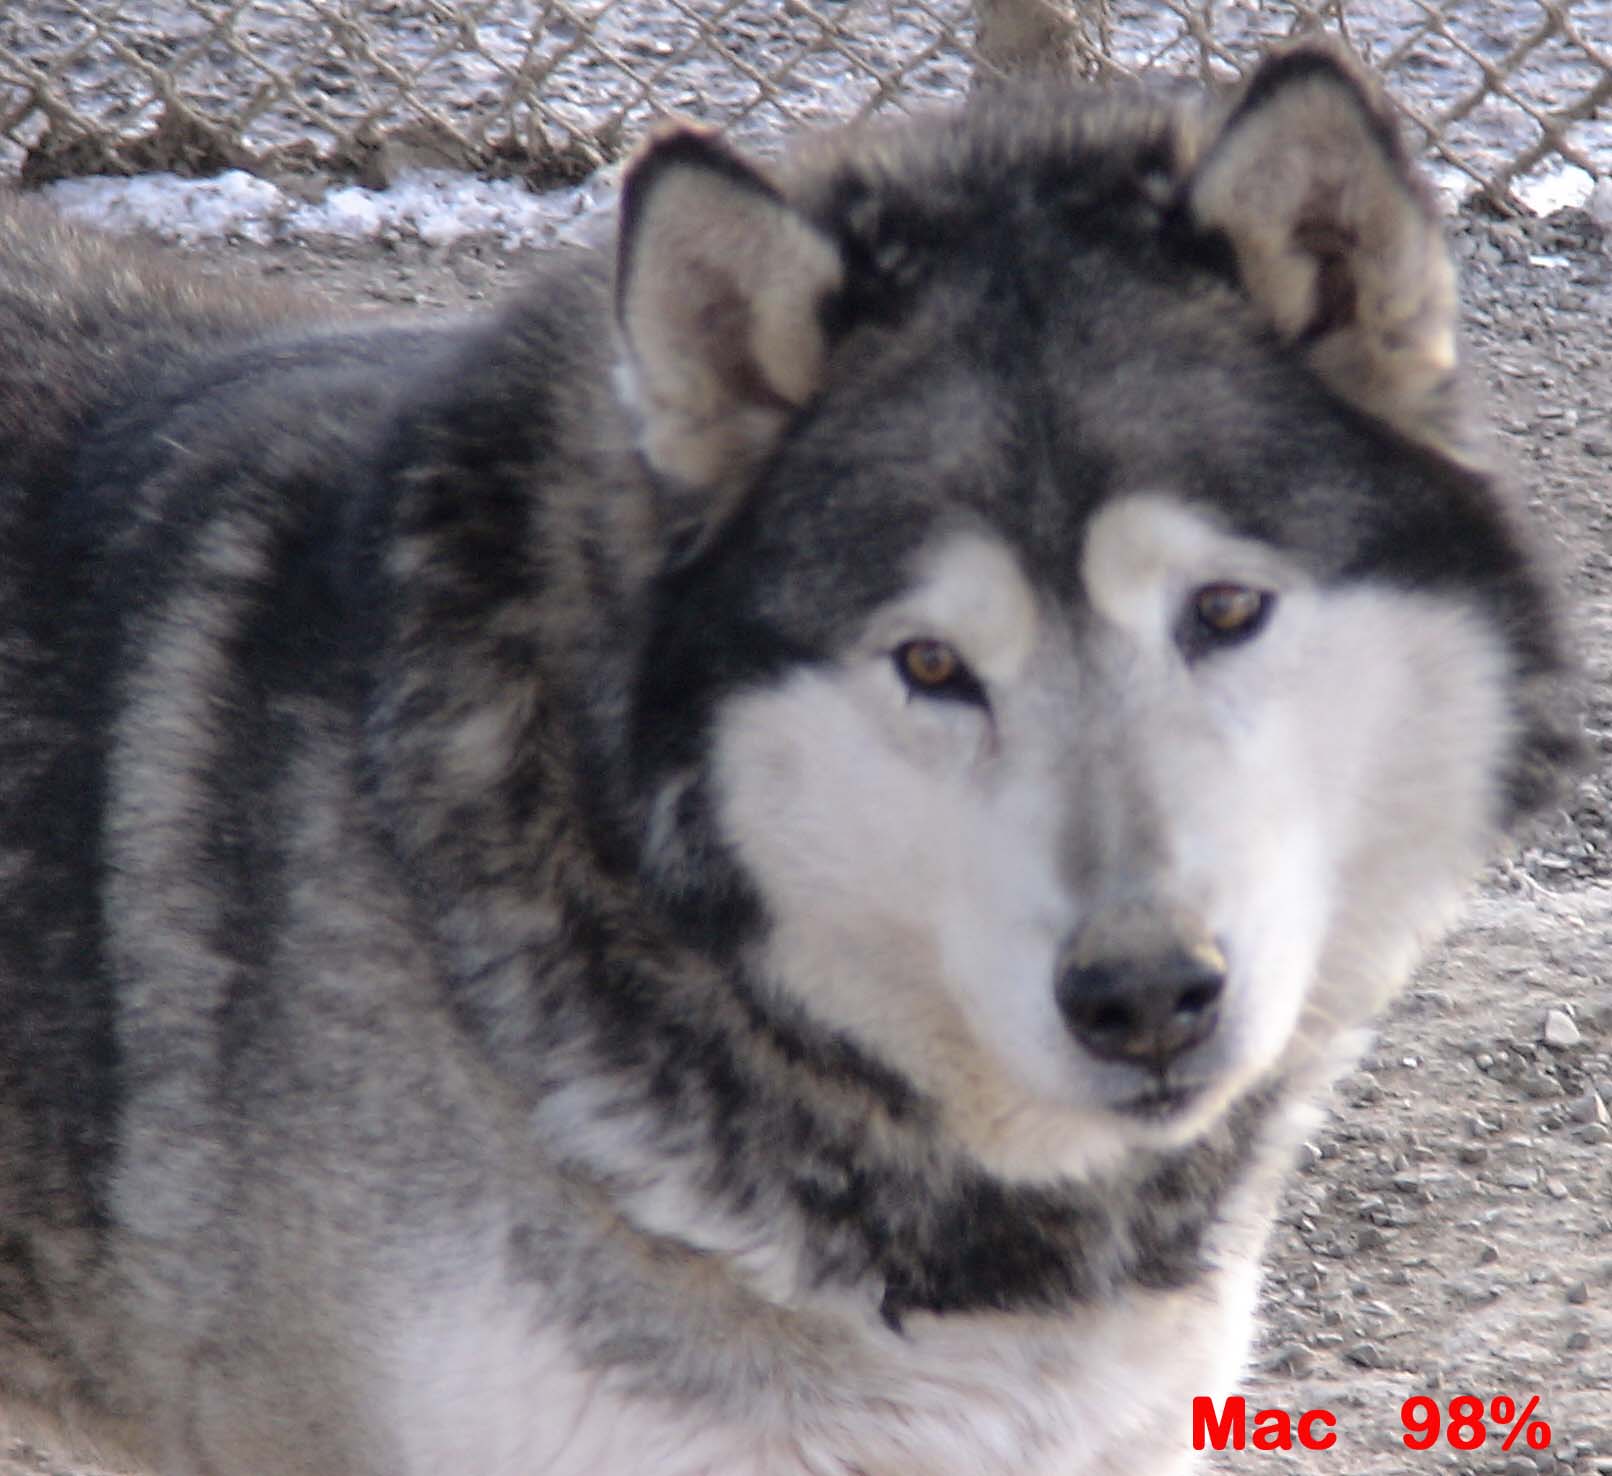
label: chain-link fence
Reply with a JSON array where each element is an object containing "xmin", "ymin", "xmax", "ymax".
[{"xmin": 2, "ymin": 1, "xmax": 1608, "ymax": 212}]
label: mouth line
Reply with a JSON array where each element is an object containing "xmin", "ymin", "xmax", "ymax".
[{"xmin": 1111, "ymin": 1079, "xmax": 1208, "ymax": 1119}]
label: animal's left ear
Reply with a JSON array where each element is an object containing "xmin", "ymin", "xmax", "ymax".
[
  {"xmin": 616, "ymin": 125, "xmax": 844, "ymax": 558},
  {"xmin": 1187, "ymin": 46, "xmax": 1470, "ymax": 462}
]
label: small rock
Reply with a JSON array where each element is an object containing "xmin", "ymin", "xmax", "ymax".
[
  {"xmin": 1546, "ymin": 1178, "xmax": 1571, "ymax": 1200},
  {"xmin": 1543, "ymin": 1009, "xmax": 1582, "ymax": 1048},
  {"xmin": 1568, "ymin": 1090, "xmax": 1610, "ymax": 1127},
  {"xmin": 1567, "ymin": 1330, "xmax": 1593, "ymax": 1351},
  {"xmin": 1567, "ymin": 1279, "xmax": 1590, "ymax": 1304},
  {"xmin": 1260, "ymin": 1342, "xmax": 1315, "ymax": 1377},
  {"xmin": 1589, "ymin": 176, "xmax": 1612, "ymax": 226},
  {"xmin": 1344, "ymin": 1340, "xmax": 1385, "ymax": 1368},
  {"xmin": 1488, "ymin": 222, "xmax": 1529, "ymax": 262},
  {"xmin": 1579, "ymin": 1123, "xmax": 1611, "ymax": 1146}
]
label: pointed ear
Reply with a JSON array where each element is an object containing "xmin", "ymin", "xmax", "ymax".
[
  {"xmin": 1187, "ymin": 46, "xmax": 1472, "ymax": 463},
  {"xmin": 615, "ymin": 126, "xmax": 844, "ymax": 556}
]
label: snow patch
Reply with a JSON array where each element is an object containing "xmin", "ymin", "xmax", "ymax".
[{"xmin": 44, "ymin": 167, "xmax": 619, "ymax": 250}]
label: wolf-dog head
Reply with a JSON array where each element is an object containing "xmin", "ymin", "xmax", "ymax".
[{"xmin": 605, "ymin": 48, "xmax": 1577, "ymax": 1179}]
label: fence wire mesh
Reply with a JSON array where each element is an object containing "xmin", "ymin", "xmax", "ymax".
[{"xmin": 1, "ymin": 1, "xmax": 1608, "ymax": 212}]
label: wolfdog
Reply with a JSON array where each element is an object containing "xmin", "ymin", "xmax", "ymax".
[{"xmin": 0, "ymin": 43, "xmax": 1579, "ymax": 1476}]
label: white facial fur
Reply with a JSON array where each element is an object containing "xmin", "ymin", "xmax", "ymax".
[{"xmin": 711, "ymin": 501, "xmax": 1511, "ymax": 1180}]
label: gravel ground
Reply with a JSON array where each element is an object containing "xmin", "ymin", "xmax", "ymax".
[{"xmin": 2, "ymin": 201, "xmax": 1610, "ymax": 1476}]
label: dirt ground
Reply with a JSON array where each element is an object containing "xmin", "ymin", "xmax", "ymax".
[{"xmin": 3, "ymin": 202, "xmax": 1610, "ymax": 1476}]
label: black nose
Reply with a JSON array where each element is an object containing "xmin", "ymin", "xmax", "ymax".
[{"xmin": 1056, "ymin": 940, "xmax": 1226, "ymax": 1070}]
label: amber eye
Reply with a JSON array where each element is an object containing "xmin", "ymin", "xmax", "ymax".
[
  {"xmin": 900, "ymin": 639, "xmax": 960, "ymax": 687},
  {"xmin": 1197, "ymin": 583, "xmax": 1271, "ymax": 636},
  {"xmin": 1180, "ymin": 583, "xmax": 1274, "ymax": 660},
  {"xmin": 894, "ymin": 639, "xmax": 988, "ymax": 707}
]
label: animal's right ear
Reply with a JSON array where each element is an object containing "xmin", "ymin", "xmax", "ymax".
[{"xmin": 615, "ymin": 126, "xmax": 844, "ymax": 560}]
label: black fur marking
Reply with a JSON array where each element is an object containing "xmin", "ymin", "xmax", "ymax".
[
  {"xmin": 873, "ymin": 1086, "xmax": 1277, "ymax": 1322},
  {"xmin": 1232, "ymin": 47, "xmax": 1405, "ymax": 166},
  {"xmin": 0, "ymin": 404, "xmax": 129, "ymax": 1228}
]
